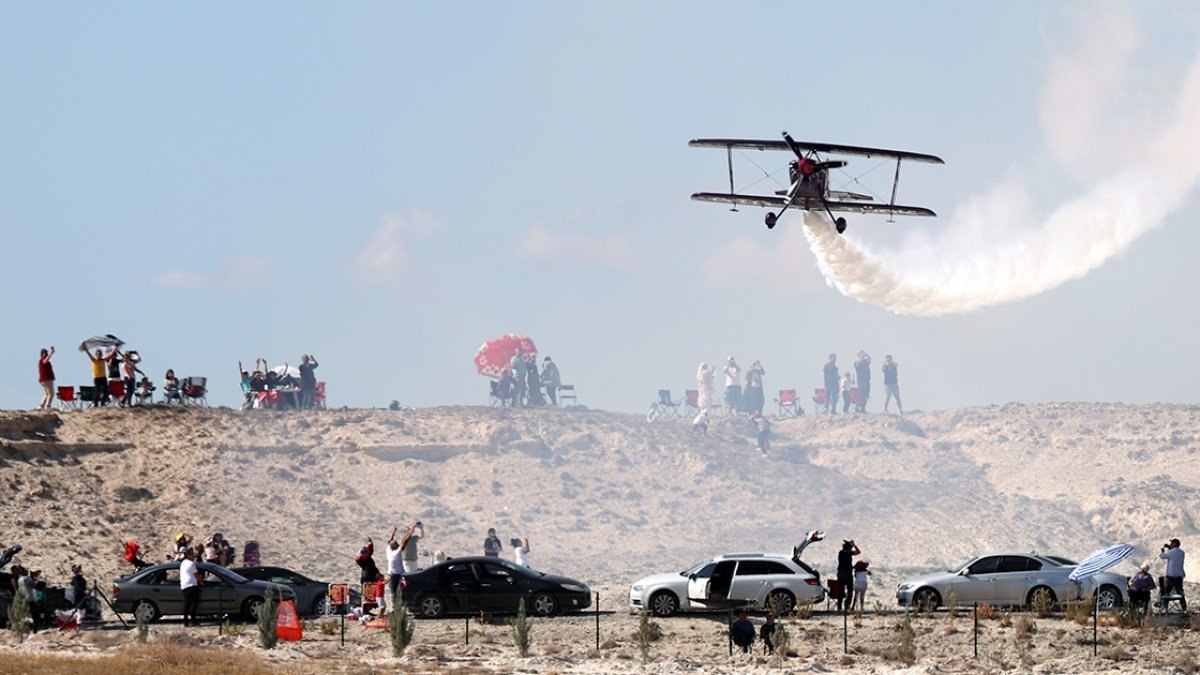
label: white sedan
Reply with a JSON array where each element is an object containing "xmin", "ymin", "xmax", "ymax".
[{"xmin": 629, "ymin": 551, "xmax": 826, "ymax": 617}]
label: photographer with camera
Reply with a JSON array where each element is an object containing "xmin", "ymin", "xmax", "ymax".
[{"xmin": 1159, "ymin": 538, "xmax": 1187, "ymax": 611}]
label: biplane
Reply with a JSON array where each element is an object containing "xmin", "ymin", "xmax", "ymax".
[{"xmin": 690, "ymin": 132, "xmax": 944, "ymax": 233}]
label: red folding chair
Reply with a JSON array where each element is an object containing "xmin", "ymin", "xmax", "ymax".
[
  {"xmin": 56, "ymin": 386, "xmax": 79, "ymax": 410},
  {"xmin": 812, "ymin": 388, "xmax": 826, "ymax": 410},
  {"xmin": 775, "ymin": 389, "xmax": 801, "ymax": 417},
  {"xmin": 108, "ymin": 379, "xmax": 126, "ymax": 404},
  {"xmin": 849, "ymin": 387, "xmax": 863, "ymax": 407},
  {"xmin": 684, "ymin": 389, "xmax": 700, "ymax": 416}
]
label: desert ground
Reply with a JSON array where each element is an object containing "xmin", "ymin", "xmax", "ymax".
[{"xmin": 0, "ymin": 402, "xmax": 1197, "ymax": 672}]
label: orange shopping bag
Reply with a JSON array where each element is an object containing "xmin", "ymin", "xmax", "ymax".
[{"xmin": 276, "ymin": 599, "xmax": 303, "ymax": 642}]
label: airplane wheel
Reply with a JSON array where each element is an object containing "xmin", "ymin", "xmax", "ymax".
[
  {"xmin": 765, "ymin": 213, "xmax": 777, "ymax": 229},
  {"xmin": 835, "ymin": 217, "xmax": 847, "ymax": 234}
]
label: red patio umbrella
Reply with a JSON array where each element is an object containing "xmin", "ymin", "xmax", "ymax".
[{"xmin": 475, "ymin": 334, "xmax": 538, "ymax": 379}]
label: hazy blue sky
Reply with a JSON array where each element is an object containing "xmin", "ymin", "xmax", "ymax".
[{"xmin": 3, "ymin": 1, "xmax": 1198, "ymax": 412}]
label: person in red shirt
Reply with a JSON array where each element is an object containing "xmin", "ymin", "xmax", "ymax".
[{"xmin": 37, "ymin": 347, "xmax": 56, "ymax": 410}]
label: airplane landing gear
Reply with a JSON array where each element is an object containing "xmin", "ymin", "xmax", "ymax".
[
  {"xmin": 835, "ymin": 217, "xmax": 847, "ymax": 234},
  {"xmin": 765, "ymin": 212, "xmax": 778, "ymax": 229}
]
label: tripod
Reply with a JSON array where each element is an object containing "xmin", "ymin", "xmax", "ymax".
[{"xmin": 88, "ymin": 581, "xmax": 128, "ymax": 628}]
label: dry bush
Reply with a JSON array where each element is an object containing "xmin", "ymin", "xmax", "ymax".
[
  {"xmin": 1066, "ymin": 596, "xmax": 1095, "ymax": 625},
  {"xmin": 631, "ymin": 610, "xmax": 661, "ymax": 663},
  {"xmin": 600, "ymin": 637, "xmax": 618, "ymax": 649},
  {"xmin": 973, "ymin": 603, "xmax": 997, "ymax": 621},
  {"xmin": 1014, "ymin": 614, "xmax": 1036, "ymax": 641},
  {"xmin": 1171, "ymin": 649, "xmax": 1200, "ymax": 674},
  {"xmin": 1030, "ymin": 589, "xmax": 1053, "ymax": 618},
  {"xmin": 1101, "ymin": 645, "xmax": 1132, "ymax": 661},
  {"xmin": 507, "ymin": 598, "xmax": 530, "ymax": 658},
  {"xmin": 999, "ymin": 611, "xmax": 1012, "ymax": 628},
  {"xmin": 318, "ymin": 619, "xmax": 338, "ymax": 635},
  {"xmin": 221, "ymin": 618, "xmax": 246, "ymax": 637},
  {"xmin": 944, "ymin": 591, "xmax": 959, "ymax": 619},
  {"xmin": 890, "ymin": 611, "xmax": 917, "ymax": 665},
  {"xmin": 794, "ymin": 602, "xmax": 813, "ymax": 620}
]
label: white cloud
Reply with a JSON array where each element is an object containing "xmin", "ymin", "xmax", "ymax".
[
  {"xmin": 512, "ymin": 226, "xmax": 635, "ymax": 267},
  {"xmin": 352, "ymin": 211, "xmax": 439, "ymax": 284},
  {"xmin": 152, "ymin": 255, "xmax": 274, "ymax": 291}
]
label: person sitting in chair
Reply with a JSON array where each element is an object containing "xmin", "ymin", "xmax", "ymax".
[
  {"xmin": 1128, "ymin": 562, "xmax": 1155, "ymax": 614},
  {"xmin": 163, "ymin": 370, "xmax": 182, "ymax": 403}
]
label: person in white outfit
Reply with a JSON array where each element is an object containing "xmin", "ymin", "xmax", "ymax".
[{"xmin": 512, "ymin": 537, "xmax": 531, "ymax": 568}]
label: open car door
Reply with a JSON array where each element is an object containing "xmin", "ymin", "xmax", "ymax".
[{"xmin": 687, "ymin": 560, "xmax": 738, "ymax": 607}]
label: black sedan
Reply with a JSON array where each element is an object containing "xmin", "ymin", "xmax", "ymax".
[
  {"xmin": 232, "ymin": 566, "xmax": 360, "ymax": 616},
  {"xmin": 402, "ymin": 556, "xmax": 591, "ymax": 618},
  {"xmin": 111, "ymin": 562, "xmax": 294, "ymax": 622}
]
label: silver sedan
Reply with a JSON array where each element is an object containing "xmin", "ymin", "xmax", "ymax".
[{"xmin": 896, "ymin": 552, "xmax": 1128, "ymax": 610}]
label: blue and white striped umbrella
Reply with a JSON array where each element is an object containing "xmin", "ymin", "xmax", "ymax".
[{"xmin": 1069, "ymin": 544, "xmax": 1135, "ymax": 581}]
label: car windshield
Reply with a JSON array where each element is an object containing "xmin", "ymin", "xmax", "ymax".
[
  {"xmin": 1043, "ymin": 556, "xmax": 1078, "ymax": 566},
  {"xmin": 680, "ymin": 560, "xmax": 711, "ymax": 576},
  {"xmin": 949, "ymin": 558, "xmax": 976, "ymax": 574},
  {"xmin": 201, "ymin": 564, "xmax": 248, "ymax": 583}
]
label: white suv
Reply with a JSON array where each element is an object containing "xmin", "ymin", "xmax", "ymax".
[{"xmin": 629, "ymin": 537, "xmax": 826, "ymax": 617}]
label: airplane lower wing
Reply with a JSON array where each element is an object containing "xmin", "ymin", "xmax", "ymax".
[{"xmin": 691, "ymin": 193, "xmax": 936, "ymax": 217}]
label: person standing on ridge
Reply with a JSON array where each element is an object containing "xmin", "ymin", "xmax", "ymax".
[
  {"xmin": 298, "ymin": 354, "xmax": 319, "ymax": 409},
  {"xmin": 854, "ymin": 351, "xmax": 871, "ymax": 412},
  {"xmin": 541, "ymin": 357, "xmax": 561, "ymax": 406},
  {"xmin": 723, "ymin": 356, "xmax": 742, "ymax": 414},
  {"xmin": 823, "ymin": 354, "xmax": 839, "ymax": 415},
  {"xmin": 37, "ymin": 347, "xmax": 55, "ymax": 410},
  {"xmin": 882, "ymin": 355, "xmax": 903, "ymax": 415}
]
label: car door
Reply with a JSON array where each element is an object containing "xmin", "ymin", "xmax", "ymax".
[
  {"xmin": 992, "ymin": 556, "xmax": 1042, "ymax": 606},
  {"xmin": 946, "ymin": 556, "xmax": 1001, "ymax": 604},
  {"xmin": 687, "ymin": 560, "xmax": 737, "ymax": 606},
  {"xmin": 198, "ymin": 567, "xmax": 240, "ymax": 617},
  {"xmin": 477, "ymin": 561, "xmax": 522, "ymax": 612},
  {"xmin": 727, "ymin": 560, "xmax": 774, "ymax": 608},
  {"xmin": 442, "ymin": 562, "xmax": 481, "ymax": 613},
  {"xmin": 147, "ymin": 567, "xmax": 184, "ymax": 615}
]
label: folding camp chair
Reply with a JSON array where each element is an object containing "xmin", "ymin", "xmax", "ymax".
[
  {"xmin": 183, "ymin": 377, "xmax": 208, "ymax": 406},
  {"xmin": 656, "ymin": 390, "xmax": 682, "ymax": 417},
  {"xmin": 78, "ymin": 385, "xmax": 98, "ymax": 406},
  {"xmin": 812, "ymin": 388, "xmax": 827, "ymax": 413},
  {"xmin": 558, "ymin": 384, "xmax": 577, "ymax": 407},
  {"xmin": 56, "ymin": 386, "xmax": 79, "ymax": 410},
  {"xmin": 775, "ymin": 389, "xmax": 802, "ymax": 418},
  {"xmin": 684, "ymin": 389, "xmax": 700, "ymax": 416},
  {"xmin": 849, "ymin": 387, "xmax": 862, "ymax": 410},
  {"xmin": 108, "ymin": 379, "xmax": 126, "ymax": 405},
  {"xmin": 134, "ymin": 383, "xmax": 155, "ymax": 405},
  {"xmin": 489, "ymin": 380, "xmax": 505, "ymax": 407}
]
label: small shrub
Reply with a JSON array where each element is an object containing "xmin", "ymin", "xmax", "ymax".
[
  {"xmin": 389, "ymin": 591, "xmax": 415, "ymax": 656},
  {"xmin": 1014, "ymin": 614, "xmax": 1036, "ymax": 641},
  {"xmin": 318, "ymin": 619, "xmax": 339, "ymax": 635},
  {"xmin": 793, "ymin": 602, "xmax": 812, "ymax": 620},
  {"xmin": 891, "ymin": 611, "xmax": 916, "ymax": 665},
  {"xmin": 1101, "ymin": 645, "xmax": 1131, "ymax": 661},
  {"xmin": 999, "ymin": 611, "xmax": 1012, "ymax": 628},
  {"xmin": 1066, "ymin": 597, "xmax": 1095, "ymax": 625},
  {"xmin": 256, "ymin": 591, "xmax": 279, "ymax": 650},
  {"xmin": 8, "ymin": 588, "xmax": 30, "ymax": 642},
  {"xmin": 631, "ymin": 610, "xmax": 661, "ymax": 663},
  {"xmin": 1031, "ymin": 589, "xmax": 1053, "ymax": 618},
  {"xmin": 944, "ymin": 591, "xmax": 959, "ymax": 619},
  {"xmin": 771, "ymin": 620, "xmax": 791, "ymax": 665},
  {"xmin": 973, "ymin": 603, "xmax": 997, "ymax": 621},
  {"xmin": 222, "ymin": 618, "xmax": 245, "ymax": 637},
  {"xmin": 507, "ymin": 597, "xmax": 530, "ymax": 658}
]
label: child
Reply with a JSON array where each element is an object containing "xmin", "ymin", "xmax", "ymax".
[
  {"xmin": 841, "ymin": 372, "xmax": 854, "ymax": 414},
  {"xmin": 511, "ymin": 537, "xmax": 531, "ymax": 568},
  {"xmin": 692, "ymin": 410, "xmax": 708, "ymax": 435},
  {"xmin": 751, "ymin": 412, "xmax": 771, "ymax": 454},
  {"xmin": 852, "ymin": 559, "xmax": 872, "ymax": 611}
]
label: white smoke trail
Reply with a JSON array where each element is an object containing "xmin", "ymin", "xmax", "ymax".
[{"xmin": 804, "ymin": 27, "xmax": 1200, "ymax": 316}]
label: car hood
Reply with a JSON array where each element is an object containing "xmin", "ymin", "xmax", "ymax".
[
  {"xmin": 898, "ymin": 570, "xmax": 959, "ymax": 588},
  {"xmin": 542, "ymin": 572, "xmax": 589, "ymax": 591},
  {"xmin": 631, "ymin": 572, "xmax": 687, "ymax": 588}
]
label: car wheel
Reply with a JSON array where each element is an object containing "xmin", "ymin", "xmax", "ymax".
[
  {"xmin": 311, "ymin": 593, "xmax": 329, "ymax": 616},
  {"xmin": 531, "ymin": 592, "xmax": 558, "ymax": 616},
  {"xmin": 648, "ymin": 591, "xmax": 679, "ymax": 617},
  {"xmin": 1096, "ymin": 584, "xmax": 1123, "ymax": 611},
  {"xmin": 133, "ymin": 599, "xmax": 161, "ymax": 623},
  {"xmin": 767, "ymin": 589, "xmax": 796, "ymax": 615},
  {"xmin": 912, "ymin": 588, "xmax": 941, "ymax": 611},
  {"xmin": 1027, "ymin": 586, "xmax": 1056, "ymax": 609},
  {"xmin": 417, "ymin": 594, "xmax": 446, "ymax": 619},
  {"xmin": 243, "ymin": 596, "xmax": 266, "ymax": 621}
]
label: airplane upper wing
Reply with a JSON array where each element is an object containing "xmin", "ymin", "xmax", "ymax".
[
  {"xmin": 688, "ymin": 139, "xmax": 944, "ymax": 165},
  {"xmin": 691, "ymin": 193, "xmax": 937, "ymax": 217}
]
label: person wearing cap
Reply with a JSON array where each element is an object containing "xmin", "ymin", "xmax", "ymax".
[
  {"xmin": 723, "ymin": 356, "xmax": 742, "ymax": 414},
  {"xmin": 1128, "ymin": 562, "xmax": 1156, "ymax": 615},
  {"xmin": 851, "ymin": 559, "xmax": 873, "ymax": 612},
  {"xmin": 1159, "ymin": 538, "xmax": 1187, "ymax": 611},
  {"xmin": 541, "ymin": 357, "xmax": 561, "ymax": 406}
]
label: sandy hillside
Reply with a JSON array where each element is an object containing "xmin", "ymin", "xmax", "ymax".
[{"xmin": 1, "ymin": 402, "xmax": 1196, "ymax": 592}]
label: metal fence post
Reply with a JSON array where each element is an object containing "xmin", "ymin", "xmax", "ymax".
[
  {"xmin": 973, "ymin": 602, "xmax": 977, "ymax": 658},
  {"xmin": 594, "ymin": 592, "xmax": 600, "ymax": 650},
  {"xmin": 464, "ymin": 593, "xmax": 470, "ymax": 645},
  {"xmin": 843, "ymin": 604, "xmax": 848, "ymax": 654}
]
